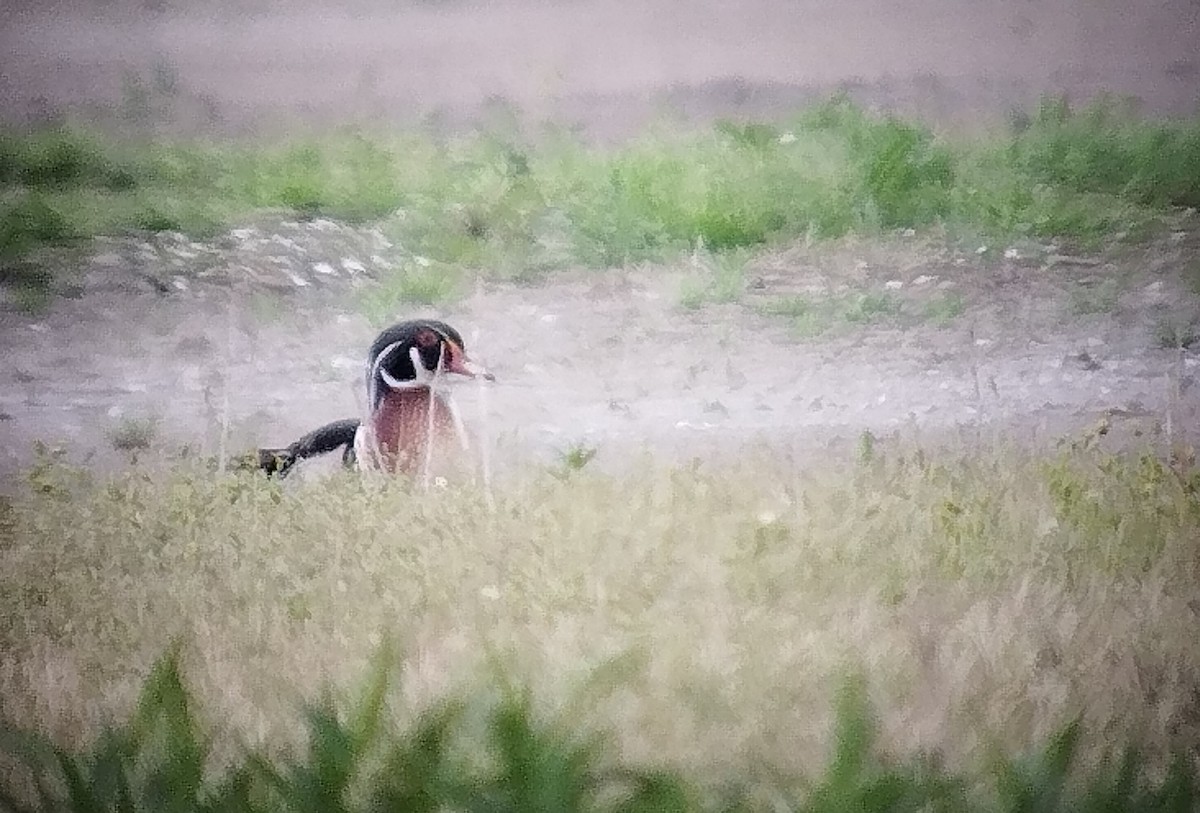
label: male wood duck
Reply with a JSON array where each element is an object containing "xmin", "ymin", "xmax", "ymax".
[{"xmin": 253, "ymin": 319, "xmax": 493, "ymax": 478}]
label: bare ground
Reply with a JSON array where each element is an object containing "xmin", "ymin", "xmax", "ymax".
[
  {"xmin": 1, "ymin": 219, "xmax": 1198, "ymax": 487},
  {"xmin": 1, "ymin": 0, "xmax": 1199, "ymax": 485}
]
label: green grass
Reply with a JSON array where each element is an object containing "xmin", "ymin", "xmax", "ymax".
[
  {"xmin": 758, "ymin": 289, "xmax": 904, "ymax": 337},
  {"xmin": 1182, "ymin": 256, "xmax": 1200, "ymax": 297},
  {"xmin": 678, "ymin": 246, "xmax": 750, "ymax": 309},
  {"xmin": 1009, "ymin": 95, "xmax": 1200, "ymax": 210},
  {"xmin": 357, "ymin": 257, "xmax": 463, "ymax": 326},
  {"xmin": 842, "ymin": 290, "xmax": 903, "ymax": 323},
  {"xmin": 1067, "ymin": 277, "xmax": 1124, "ymax": 315},
  {"xmin": 3, "ymin": 648, "xmax": 1198, "ymax": 812},
  {"xmin": 3, "ymin": 95, "xmax": 1200, "ymax": 297},
  {"xmin": 923, "ymin": 291, "xmax": 967, "ymax": 326},
  {"xmin": 553, "ymin": 442, "xmax": 600, "ymax": 479},
  {"xmin": 105, "ymin": 415, "xmax": 160, "ymax": 453},
  {"xmin": 1152, "ymin": 315, "xmax": 1199, "ymax": 349},
  {"xmin": 0, "ymin": 128, "xmax": 405, "ymax": 267}
]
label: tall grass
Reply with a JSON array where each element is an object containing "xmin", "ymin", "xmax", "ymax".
[
  {"xmin": 3, "ymin": 648, "xmax": 1198, "ymax": 812},
  {"xmin": 1, "ymin": 439, "xmax": 1199, "ymax": 809},
  {"xmin": 3, "ymin": 96, "xmax": 1199, "ymax": 279}
]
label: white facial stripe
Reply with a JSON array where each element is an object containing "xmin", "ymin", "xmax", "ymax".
[
  {"xmin": 426, "ymin": 343, "xmax": 448, "ymax": 391},
  {"xmin": 369, "ymin": 340, "xmax": 405, "ymax": 406},
  {"xmin": 371, "ymin": 339, "xmax": 437, "ymax": 397},
  {"xmin": 372, "ymin": 341, "xmax": 405, "ymax": 372},
  {"xmin": 380, "ymin": 366, "xmax": 425, "ymax": 390},
  {"xmin": 410, "ymin": 347, "xmax": 433, "ymax": 382}
]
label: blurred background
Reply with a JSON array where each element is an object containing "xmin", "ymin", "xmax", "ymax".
[{"xmin": 3, "ymin": 0, "xmax": 1197, "ymax": 141}]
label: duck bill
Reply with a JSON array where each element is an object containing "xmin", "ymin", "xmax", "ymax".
[
  {"xmin": 445, "ymin": 342, "xmax": 495, "ymax": 381},
  {"xmin": 449, "ymin": 355, "xmax": 495, "ymax": 381}
]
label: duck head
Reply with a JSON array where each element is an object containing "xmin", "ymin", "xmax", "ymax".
[{"xmin": 366, "ymin": 319, "xmax": 494, "ymax": 409}]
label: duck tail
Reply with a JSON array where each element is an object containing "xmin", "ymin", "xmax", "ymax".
[{"xmin": 244, "ymin": 418, "xmax": 361, "ymax": 477}]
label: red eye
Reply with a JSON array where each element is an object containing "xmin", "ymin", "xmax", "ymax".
[{"xmin": 415, "ymin": 329, "xmax": 439, "ymax": 348}]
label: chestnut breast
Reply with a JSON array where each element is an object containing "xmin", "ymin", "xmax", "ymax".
[{"xmin": 371, "ymin": 388, "xmax": 458, "ymax": 474}]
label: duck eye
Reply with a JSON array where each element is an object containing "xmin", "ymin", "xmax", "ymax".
[{"xmin": 415, "ymin": 329, "xmax": 440, "ymax": 349}]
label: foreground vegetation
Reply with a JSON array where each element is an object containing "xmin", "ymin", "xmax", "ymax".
[
  {"xmin": 3, "ymin": 647, "xmax": 1198, "ymax": 812},
  {"xmin": 3, "ymin": 95, "xmax": 1200, "ymax": 299},
  {"xmin": 1, "ymin": 436, "xmax": 1199, "ymax": 809}
]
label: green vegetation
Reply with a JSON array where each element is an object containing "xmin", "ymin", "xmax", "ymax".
[
  {"xmin": 106, "ymin": 415, "xmax": 160, "ymax": 454},
  {"xmin": 1068, "ymin": 278, "xmax": 1124, "ymax": 315},
  {"xmin": 2, "ymin": 439, "xmax": 1199, "ymax": 810},
  {"xmin": 678, "ymin": 246, "xmax": 750, "ymax": 309},
  {"xmin": 3, "ymin": 648, "xmax": 1198, "ymax": 812},
  {"xmin": 3, "ymin": 95, "xmax": 1200, "ymax": 293},
  {"xmin": 1153, "ymin": 315, "xmax": 1199, "ymax": 349},
  {"xmin": 923, "ymin": 291, "xmax": 967, "ymax": 326},
  {"xmin": 358, "ymin": 256, "xmax": 463, "ymax": 325},
  {"xmin": 553, "ymin": 442, "xmax": 600, "ymax": 478},
  {"xmin": 1184, "ymin": 256, "xmax": 1200, "ymax": 296},
  {"xmin": 757, "ymin": 289, "xmax": 905, "ymax": 337}
]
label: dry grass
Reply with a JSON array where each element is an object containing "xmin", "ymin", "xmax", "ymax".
[{"xmin": 1, "ymin": 436, "xmax": 1199, "ymax": 790}]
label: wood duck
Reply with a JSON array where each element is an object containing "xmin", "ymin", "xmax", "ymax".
[{"xmin": 252, "ymin": 319, "xmax": 493, "ymax": 478}]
